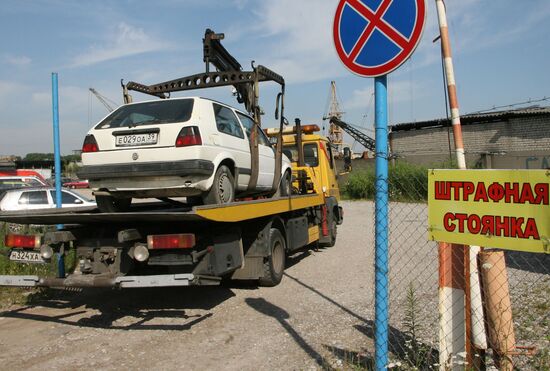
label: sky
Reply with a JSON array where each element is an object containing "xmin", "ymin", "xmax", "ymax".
[{"xmin": 1, "ymin": 0, "xmax": 549, "ymax": 156}]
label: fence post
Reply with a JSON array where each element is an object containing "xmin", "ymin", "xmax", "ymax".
[{"xmin": 374, "ymin": 75, "xmax": 389, "ymax": 370}]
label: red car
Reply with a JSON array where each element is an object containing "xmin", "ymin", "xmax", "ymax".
[{"xmin": 63, "ymin": 180, "xmax": 89, "ymax": 189}]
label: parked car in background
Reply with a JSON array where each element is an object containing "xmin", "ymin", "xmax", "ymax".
[
  {"xmin": 78, "ymin": 97, "xmax": 291, "ymax": 212},
  {"xmin": 63, "ymin": 179, "xmax": 89, "ymax": 189},
  {"xmin": 0, "ymin": 176, "xmax": 48, "ymax": 190},
  {"xmin": 0, "ymin": 187, "xmax": 96, "ymax": 211},
  {"xmin": 0, "ymin": 170, "xmax": 48, "ymax": 184}
]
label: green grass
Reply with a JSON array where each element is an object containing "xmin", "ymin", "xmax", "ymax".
[
  {"xmin": 0, "ymin": 222, "xmax": 76, "ymax": 308},
  {"xmin": 343, "ymin": 162, "xmax": 428, "ymax": 202}
]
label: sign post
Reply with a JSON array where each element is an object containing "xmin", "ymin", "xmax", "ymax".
[
  {"xmin": 51, "ymin": 72, "xmax": 65, "ymax": 278},
  {"xmin": 333, "ymin": 0, "xmax": 426, "ymax": 369}
]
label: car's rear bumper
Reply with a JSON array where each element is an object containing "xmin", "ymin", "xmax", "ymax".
[{"xmin": 78, "ymin": 159, "xmax": 214, "ymax": 180}]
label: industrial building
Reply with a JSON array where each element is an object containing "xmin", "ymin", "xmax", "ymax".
[{"xmin": 389, "ymin": 106, "xmax": 550, "ymax": 169}]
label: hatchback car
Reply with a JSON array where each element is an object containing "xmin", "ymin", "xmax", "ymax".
[
  {"xmin": 0, "ymin": 187, "xmax": 96, "ymax": 211},
  {"xmin": 78, "ymin": 97, "xmax": 291, "ymax": 211}
]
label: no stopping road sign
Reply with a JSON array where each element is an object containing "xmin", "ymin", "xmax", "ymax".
[{"xmin": 333, "ymin": 0, "xmax": 426, "ymax": 77}]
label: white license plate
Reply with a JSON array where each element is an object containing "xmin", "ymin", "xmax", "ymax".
[
  {"xmin": 9, "ymin": 250, "xmax": 45, "ymax": 263},
  {"xmin": 116, "ymin": 133, "xmax": 158, "ymax": 147}
]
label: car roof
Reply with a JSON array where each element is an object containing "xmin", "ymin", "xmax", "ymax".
[
  {"xmin": 116, "ymin": 96, "xmax": 252, "ymax": 118},
  {"xmin": 0, "ymin": 175, "xmax": 42, "ymax": 179},
  {"xmin": 2, "ymin": 187, "xmax": 65, "ymax": 193}
]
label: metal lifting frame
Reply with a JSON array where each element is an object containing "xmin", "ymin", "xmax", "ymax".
[
  {"xmin": 121, "ymin": 29, "xmax": 286, "ymax": 192},
  {"xmin": 329, "ymin": 117, "xmax": 376, "ymax": 152}
]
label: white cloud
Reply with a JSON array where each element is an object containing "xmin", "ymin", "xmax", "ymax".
[
  {"xmin": 241, "ymin": 1, "xmax": 347, "ymax": 84},
  {"xmin": 346, "ymin": 86, "xmax": 374, "ymax": 110},
  {"xmin": 69, "ymin": 23, "xmax": 173, "ymax": 67},
  {"xmin": 440, "ymin": 0, "xmax": 550, "ymax": 55},
  {"xmin": 3, "ymin": 54, "xmax": 32, "ymax": 66}
]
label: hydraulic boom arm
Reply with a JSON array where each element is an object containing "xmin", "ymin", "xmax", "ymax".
[{"xmin": 329, "ymin": 117, "xmax": 376, "ymax": 152}]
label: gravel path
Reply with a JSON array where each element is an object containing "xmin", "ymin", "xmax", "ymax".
[{"xmin": 0, "ymin": 200, "xmax": 547, "ymax": 370}]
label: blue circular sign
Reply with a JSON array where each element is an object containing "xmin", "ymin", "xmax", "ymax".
[{"xmin": 334, "ymin": 0, "xmax": 426, "ymax": 77}]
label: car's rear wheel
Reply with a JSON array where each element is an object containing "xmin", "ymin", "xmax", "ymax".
[
  {"xmin": 96, "ymin": 195, "xmax": 132, "ymax": 212},
  {"xmin": 273, "ymin": 170, "xmax": 291, "ymax": 198},
  {"xmin": 202, "ymin": 165, "xmax": 235, "ymax": 205}
]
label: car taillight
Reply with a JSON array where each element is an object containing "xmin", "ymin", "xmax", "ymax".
[
  {"xmin": 82, "ymin": 134, "xmax": 99, "ymax": 153},
  {"xmin": 175, "ymin": 126, "xmax": 202, "ymax": 147},
  {"xmin": 147, "ymin": 234, "xmax": 196, "ymax": 249},
  {"xmin": 4, "ymin": 234, "xmax": 41, "ymax": 249}
]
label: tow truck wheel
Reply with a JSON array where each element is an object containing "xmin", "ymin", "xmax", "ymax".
[
  {"xmin": 96, "ymin": 195, "xmax": 132, "ymax": 212},
  {"xmin": 203, "ymin": 165, "xmax": 235, "ymax": 205},
  {"xmin": 320, "ymin": 217, "xmax": 337, "ymax": 248},
  {"xmin": 259, "ymin": 228, "xmax": 286, "ymax": 287}
]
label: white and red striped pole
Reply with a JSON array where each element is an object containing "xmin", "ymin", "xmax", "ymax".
[
  {"xmin": 438, "ymin": 242, "xmax": 466, "ymax": 369},
  {"xmin": 434, "ymin": 1, "xmax": 485, "ymax": 369},
  {"xmin": 435, "ymin": 0, "xmax": 465, "ymax": 170}
]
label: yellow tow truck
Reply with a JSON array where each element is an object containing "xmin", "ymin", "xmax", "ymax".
[
  {"xmin": 0, "ymin": 29, "xmax": 343, "ymax": 289},
  {"xmin": 0, "ymin": 123, "xmax": 343, "ymax": 289}
]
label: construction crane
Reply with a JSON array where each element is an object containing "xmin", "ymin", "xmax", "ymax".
[
  {"xmin": 89, "ymin": 88, "xmax": 117, "ymax": 112},
  {"xmin": 328, "ymin": 117, "xmax": 376, "ymax": 153},
  {"xmin": 323, "ymin": 81, "xmax": 376, "ymax": 154},
  {"xmin": 324, "ymin": 81, "xmax": 345, "ymax": 153}
]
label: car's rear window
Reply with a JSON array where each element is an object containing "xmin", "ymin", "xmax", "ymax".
[{"xmin": 95, "ymin": 99, "xmax": 194, "ymax": 129}]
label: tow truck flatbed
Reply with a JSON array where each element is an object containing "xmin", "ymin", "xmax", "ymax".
[{"xmin": 0, "ymin": 194, "xmax": 324, "ymax": 225}]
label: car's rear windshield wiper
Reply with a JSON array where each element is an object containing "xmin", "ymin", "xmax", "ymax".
[{"xmin": 128, "ymin": 119, "xmax": 163, "ymax": 128}]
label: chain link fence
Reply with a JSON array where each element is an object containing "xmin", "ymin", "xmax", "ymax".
[{"xmin": 343, "ymin": 160, "xmax": 549, "ymax": 370}]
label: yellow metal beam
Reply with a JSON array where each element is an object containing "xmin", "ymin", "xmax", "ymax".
[{"xmin": 195, "ymin": 194, "xmax": 324, "ymax": 222}]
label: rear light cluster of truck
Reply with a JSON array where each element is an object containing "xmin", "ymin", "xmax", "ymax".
[
  {"xmin": 133, "ymin": 233, "xmax": 196, "ymax": 262},
  {"xmin": 4, "ymin": 234, "xmax": 41, "ymax": 249},
  {"xmin": 147, "ymin": 233, "xmax": 195, "ymax": 249},
  {"xmin": 176, "ymin": 126, "xmax": 202, "ymax": 147},
  {"xmin": 82, "ymin": 135, "xmax": 99, "ymax": 152}
]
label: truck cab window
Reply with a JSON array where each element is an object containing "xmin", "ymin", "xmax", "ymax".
[{"xmin": 303, "ymin": 143, "xmax": 318, "ymax": 167}]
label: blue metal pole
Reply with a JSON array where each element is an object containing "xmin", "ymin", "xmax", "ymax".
[
  {"xmin": 51, "ymin": 72, "xmax": 65, "ymax": 278},
  {"xmin": 374, "ymin": 75, "xmax": 389, "ymax": 371}
]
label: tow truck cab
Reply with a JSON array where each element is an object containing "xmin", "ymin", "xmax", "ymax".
[{"xmin": 267, "ymin": 124, "xmax": 340, "ymax": 198}]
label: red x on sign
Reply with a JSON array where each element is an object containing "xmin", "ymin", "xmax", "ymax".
[{"xmin": 333, "ymin": 0, "xmax": 426, "ymax": 77}]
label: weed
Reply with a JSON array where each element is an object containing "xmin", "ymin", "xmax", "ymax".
[
  {"xmin": 343, "ymin": 162, "xmax": 428, "ymax": 202},
  {"xmin": 0, "ymin": 222, "xmax": 76, "ymax": 307},
  {"xmin": 402, "ymin": 282, "xmax": 437, "ymax": 370}
]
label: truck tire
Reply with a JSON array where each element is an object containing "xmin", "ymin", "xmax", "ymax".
[
  {"xmin": 259, "ymin": 228, "xmax": 286, "ymax": 287},
  {"xmin": 203, "ymin": 165, "xmax": 235, "ymax": 205},
  {"xmin": 320, "ymin": 217, "xmax": 337, "ymax": 248},
  {"xmin": 96, "ymin": 195, "xmax": 132, "ymax": 212}
]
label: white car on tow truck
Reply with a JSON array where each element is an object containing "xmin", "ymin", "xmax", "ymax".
[{"xmin": 79, "ymin": 97, "xmax": 292, "ymax": 212}]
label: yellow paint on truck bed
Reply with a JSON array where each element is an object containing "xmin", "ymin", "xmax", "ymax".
[{"xmin": 195, "ymin": 193, "xmax": 324, "ymax": 222}]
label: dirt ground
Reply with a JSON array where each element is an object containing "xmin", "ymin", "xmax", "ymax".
[
  {"xmin": 0, "ymin": 200, "xmax": 381, "ymax": 371},
  {"xmin": 2, "ymin": 198, "xmax": 548, "ymax": 370}
]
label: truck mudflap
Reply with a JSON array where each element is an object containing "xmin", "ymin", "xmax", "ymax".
[{"xmin": 0, "ymin": 273, "xmax": 221, "ymax": 288}]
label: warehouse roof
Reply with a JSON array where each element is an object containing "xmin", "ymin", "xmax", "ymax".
[{"xmin": 391, "ymin": 106, "xmax": 550, "ymax": 132}]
